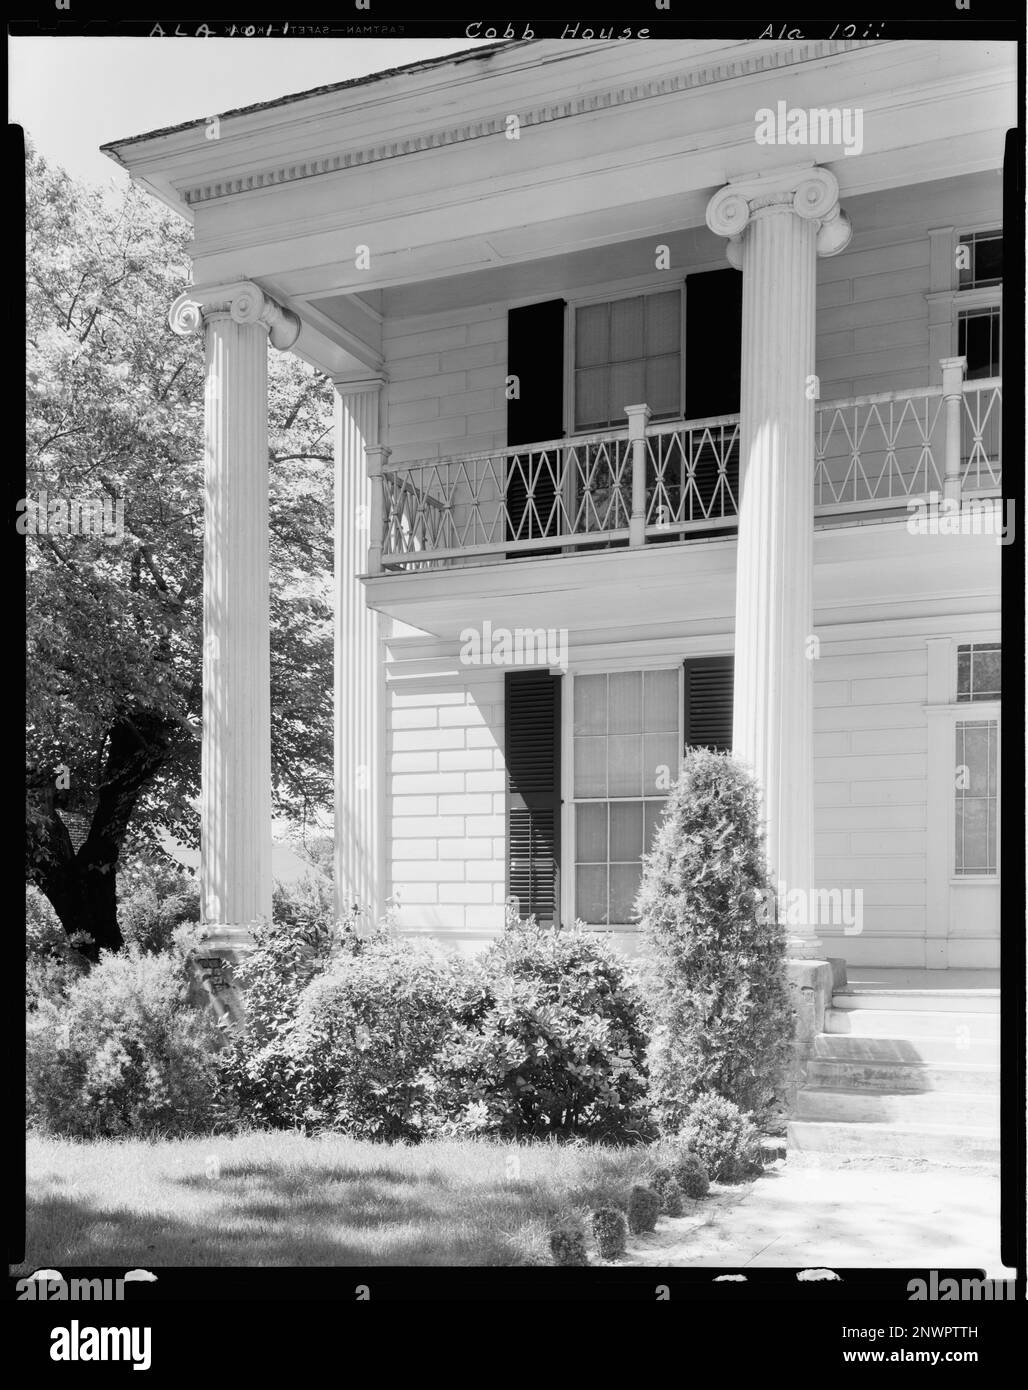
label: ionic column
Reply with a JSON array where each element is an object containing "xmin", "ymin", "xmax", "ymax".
[
  {"xmin": 170, "ymin": 281, "xmax": 300, "ymax": 956},
  {"xmin": 332, "ymin": 377, "xmax": 386, "ymax": 933},
  {"xmin": 706, "ymin": 166, "xmax": 851, "ymax": 944}
]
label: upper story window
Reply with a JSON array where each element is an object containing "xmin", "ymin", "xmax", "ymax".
[
  {"xmin": 573, "ymin": 289, "xmax": 681, "ymax": 432},
  {"xmin": 957, "ymin": 231, "xmax": 1003, "ymax": 290},
  {"xmin": 958, "ymin": 305, "xmax": 1001, "ymax": 380},
  {"xmin": 957, "ymin": 642, "xmax": 1001, "ymax": 702}
]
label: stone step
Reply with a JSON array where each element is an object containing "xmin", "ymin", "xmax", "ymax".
[
  {"xmin": 812, "ymin": 1031, "xmax": 1000, "ymax": 1065},
  {"xmin": 805, "ymin": 1057, "xmax": 1000, "ymax": 1093},
  {"xmin": 824, "ymin": 1007, "xmax": 999, "ymax": 1040},
  {"xmin": 832, "ymin": 989, "xmax": 999, "ymax": 1015},
  {"xmin": 787, "ymin": 1118, "xmax": 1000, "ymax": 1167},
  {"xmin": 794, "ymin": 1085, "xmax": 1000, "ymax": 1126}
]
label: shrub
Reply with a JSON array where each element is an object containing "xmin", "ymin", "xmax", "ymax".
[
  {"xmin": 627, "ymin": 1184, "xmax": 661, "ymax": 1234},
  {"xmin": 26, "ymin": 947, "xmax": 225, "ymax": 1137},
  {"xmin": 658, "ymin": 1176, "xmax": 685, "ymax": 1217},
  {"xmin": 676, "ymin": 1166, "xmax": 710, "ymax": 1201},
  {"xmin": 678, "ymin": 1092, "xmax": 758, "ymax": 1182},
  {"xmin": 271, "ymin": 937, "xmax": 477, "ymax": 1139},
  {"xmin": 635, "ymin": 749, "xmax": 794, "ymax": 1127},
  {"xmin": 591, "ymin": 1206, "xmax": 628, "ymax": 1259},
  {"xmin": 26, "ymin": 887, "xmax": 88, "ymax": 1008},
  {"xmin": 117, "ymin": 857, "xmax": 200, "ymax": 954},
  {"xmin": 455, "ymin": 918, "xmax": 651, "ymax": 1140},
  {"xmin": 215, "ymin": 879, "xmax": 365, "ymax": 1126},
  {"xmin": 549, "ymin": 1220, "xmax": 589, "ymax": 1266}
]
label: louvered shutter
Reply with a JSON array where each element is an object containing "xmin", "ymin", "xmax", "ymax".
[
  {"xmin": 685, "ymin": 269, "xmax": 742, "ymax": 515},
  {"xmin": 683, "ymin": 655, "xmax": 734, "ymax": 753},
  {"xmin": 506, "ymin": 300, "xmax": 565, "ymax": 546},
  {"xmin": 505, "ymin": 671, "xmax": 562, "ymax": 923}
]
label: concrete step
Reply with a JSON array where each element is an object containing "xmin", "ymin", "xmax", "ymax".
[
  {"xmin": 824, "ymin": 1007, "xmax": 999, "ymax": 1040},
  {"xmin": 832, "ymin": 989, "xmax": 999, "ymax": 1015},
  {"xmin": 805, "ymin": 1057, "xmax": 1000, "ymax": 1094},
  {"xmin": 794, "ymin": 1085, "xmax": 1000, "ymax": 1126},
  {"xmin": 812, "ymin": 1031, "xmax": 1000, "ymax": 1065},
  {"xmin": 787, "ymin": 1118, "xmax": 1000, "ymax": 1167}
]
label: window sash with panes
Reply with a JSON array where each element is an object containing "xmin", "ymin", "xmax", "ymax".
[
  {"xmin": 953, "ymin": 643, "xmax": 1000, "ymax": 878},
  {"xmin": 957, "ymin": 231, "xmax": 1002, "ymax": 290},
  {"xmin": 574, "ymin": 290, "xmax": 682, "ymax": 432},
  {"xmin": 573, "ymin": 669, "xmax": 679, "ymax": 927}
]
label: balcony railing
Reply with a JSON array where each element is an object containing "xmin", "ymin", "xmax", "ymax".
[{"xmin": 374, "ymin": 368, "xmax": 1001, "ymax": 573}]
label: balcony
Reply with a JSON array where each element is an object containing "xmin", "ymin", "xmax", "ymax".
[{"xmin": 372, "ymin": 371, "xmax": 1001, "ymax": 575}]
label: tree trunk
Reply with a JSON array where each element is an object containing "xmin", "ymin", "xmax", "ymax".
[{"xmin": 27, "ymin": 709, "xmax": 183, "ymax": 959}]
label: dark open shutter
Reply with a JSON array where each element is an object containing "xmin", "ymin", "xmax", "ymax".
[
  {"xmin": 685, "ymin": 269, "xmax": 742, "ymax": 517},
  {"xmin": 505, "ymin": 670, "xmax": 561, "ymax": 924},
  {"xmin": 506, "ymin": 300, "xmax": 565, "ymax": 546},
  {"xmin": 683, "ymin": 655, "xmax": 734, "ymax": 753}
]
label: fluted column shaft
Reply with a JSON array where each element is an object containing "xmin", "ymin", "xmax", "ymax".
[
  {"xmin": 170, "ymin": 282, "xmax": 301, "ymax": 951},
  {"xmin": 333, "ymin": 378, "xmax": 385, "ymax": 932},
  {"xmin": 707, "ymin": 167, "xmax": 851, "ymax": 940}
]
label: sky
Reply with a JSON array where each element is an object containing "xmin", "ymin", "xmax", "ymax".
[{"xmin": 10, "ymin": 37, "xmax": 493, "ymax": 187}]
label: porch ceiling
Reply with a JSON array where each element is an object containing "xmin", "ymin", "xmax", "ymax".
[{"xmin": 104, "ymin": 37, "xmax": 1016, "ymax": 380}]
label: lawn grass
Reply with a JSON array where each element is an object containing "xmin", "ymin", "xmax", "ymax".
[{"xmin": 20, "ymin": 1131, "xmax": 664, "ymax": 1267}]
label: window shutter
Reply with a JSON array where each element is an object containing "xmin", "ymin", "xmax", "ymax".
[
  {"xmin": 505, "ymin": 670, "xmax": 562, "ymax": 923},
  {"xmin": 683, "ymin": 655, "xmax": 734, "ymax": 753},
  {"xmin": 685, "ymin": 269, "xmax": 742, "ymax": 516},
  {"xmin": 506, "ymin": 300, "xmax": 565, "ymax": 545}
]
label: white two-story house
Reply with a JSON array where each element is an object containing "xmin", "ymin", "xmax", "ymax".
[{"xmin": 105, "ymin": 38, "xmax": 1012, "ymax": 1159}]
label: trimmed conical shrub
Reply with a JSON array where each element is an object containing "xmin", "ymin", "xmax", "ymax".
[{"xmin": 635, "ymin": 749, "xmax": 794, "ymax": 1128}]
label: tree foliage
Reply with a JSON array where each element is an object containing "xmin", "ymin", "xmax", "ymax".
[{"xmin": 25, "ymin": 143, "xmax": 335, "ymax": 951}]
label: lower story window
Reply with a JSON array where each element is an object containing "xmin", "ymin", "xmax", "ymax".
[
  {"xmin": 572, "ymin": 669, "xmax": 678, "ymax": 926},
  {"xmin": 954, "ymin": 718, "xmax": 999, "ymax": 875}
]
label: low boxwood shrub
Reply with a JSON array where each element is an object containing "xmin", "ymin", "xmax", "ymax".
[
  {"xmin": 635, "ymin": 749, "xmax": 794, "ymax": 1128},
  {"xmin": 627, "ymin": 1184, "xmax": 661, "ymax": 1234},
  {"xmin": 658, "ymin": 1175, "xmax": 685, "ymax": 1217},
  {"xmin": 591, "ymin": 1206, "xmax": 628, "ymax": 1259},
  {"xmin": 678, "ymin": 1091, "xmax": 758, "ymax": 1182},
  {"xmin": 549, "ymin": 1219, "xmax": 589, "ymax": 1266},
  {"xmin": 26, "ymin": 947, "xmax": 226, "ymax": 1137},
  {"xmin": 676, "ymin": 1166, "xmax": 710, "ymax": 1200}
]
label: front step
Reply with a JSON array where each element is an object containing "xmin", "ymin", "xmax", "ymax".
[
  {"xmin": 825, "ymin": 1007, "xmax": 999, "ymax": 1039},
  {"xmin": 805, "ymin": 1057, "xmax": 1000, "ymax": 1094},
  {"xmin": 794, "ymin": 1085, "xmax": 999, "ymax": 1126},
  {"xmin": 812, "ymin": 1031, "xmax": 999, "ymax": 1065},
  {"xmin": 833, "ymin": 989, "xmax": 999, "ymax": 1014},
  {"xmin": 788, "ymin": 1119, "xmax": 1000, "ymax": 1168}
]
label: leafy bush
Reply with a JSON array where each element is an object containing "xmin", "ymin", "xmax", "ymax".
[
  {"xmin": 627, "ymin": 1184, "xmax": 661, "ymax": 1234},
  {"xmin": 549, "ymin": 1219, "xmax": 589, "ymax": 1266},
  {"xmin": 283, "ymin": 938, "xmax": 478, "ymax": 1139},
  {"xmin": 675, "ymin": 1165, "xmax": 710, "ymax": 1200},
  {"xmin": 659, "ymin": 1176, "xmax": 684, "ymax": 1217},
  {"xmin": 117, "ymin": 857, "xmax": 200, "ymax": 954},
  {"xmin": 453, "ymin": 919, "xmax": 650, "ymax": 1140},
  {"xmin": 591, "ymin": 1206, "xmax": 628, "ymax": 1259},
  {"xmin": 215, "ymin": 890, "xmax": 367, "ymax": 1128},
  {"xmin": 26, "ymin": 886, "xmax": 88, "ymax": 1008},
  {"xmin": 635, "ymin": 749, "xmax": 794, "ymax": 1127},
  {"xmin": 27, "ymin": 947, "xmax": 225, "ymax": 1137},
  {"xmin": 678, "ymin": 1092, "xmax": 758, "ymax": 1182}
]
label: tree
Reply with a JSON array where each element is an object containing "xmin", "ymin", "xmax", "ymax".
[
  {"xmin": 25, "ymin": 142, "xmax": 335, "ymax": 955},
  {"xmin": 634, "ymin": 749, "xmax": 794, "ymax": 1128}
]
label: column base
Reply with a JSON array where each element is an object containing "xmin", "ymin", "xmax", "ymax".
[{"xmin": 188, "ymin": 925, "xmax": 259, "ymax": 1026}]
